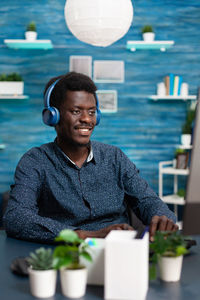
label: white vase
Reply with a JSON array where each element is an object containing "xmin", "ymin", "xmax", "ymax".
[
  {"xmin": 60, "ymin": 267, "xmax": 87, "ymax": 298},
  {"xmin": 28, "ymin": 268, "xmax": 57, "ymax": 298},
  {"xmin": 158, "ymin": 255, "xmax": 183, "ymax": 282},
  {"xmin": 180, "ymin": 83, "xmax": 189, "ymax": 96},
  {"xmin": 25, "ymin": 31, "xmax": 37, "ymax": 41},
  {"xmin": 157, "ymin": 82, "xmax": 166, "ymax": 96},
  {"xmin": 181, "ymin": 134, "xmax": 191, "ymax": 146},
  {"xmin": 142, "ymin": 32, "xmax": 155, "ymax": 42}
]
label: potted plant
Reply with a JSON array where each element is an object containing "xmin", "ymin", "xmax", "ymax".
[
  {"xmin": 27, "ymin": 247, "xmax": 57, "ymax": 298},
  {"xmin": 149, "ymin": 231, "xmax": 188, "ymax": 282},
  {"xmin": 25, "ymin": 21, "xmax": 37, "ymax": 41},
  {"xmin": 0, "ymin": 72, "xmax": 24, "ymax": 95},
  {"xmin": 181, "ymin": 109, "xmax": 195, "ymax": 146},
  {"xmin": 141, "ymin": 25, "xmax": 155, "ymax": 42},
  {"xmin": 53, "ymin": 229, "xmax": 92, "ymax": 298}
]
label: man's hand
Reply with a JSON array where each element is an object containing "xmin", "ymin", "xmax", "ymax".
[
  {"xmin": 149, "ymin": 215, "xmax": 179, "ymax": 242},
  {"xmin": 75, "ymin": 223, "xmax": 134, "ymax": 239}
]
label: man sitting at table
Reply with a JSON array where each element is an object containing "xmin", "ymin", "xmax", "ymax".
[{"xmin": 3, "ymin": 72, "xmax": 178, "ymax": 243}]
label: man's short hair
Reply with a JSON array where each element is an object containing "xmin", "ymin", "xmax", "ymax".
[{"xmin": 44, "ymin": 72, "xmax": 97, "ymax": 109}]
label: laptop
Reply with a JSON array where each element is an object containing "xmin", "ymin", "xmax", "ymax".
[{"xmin": 183, "ymin": 90, "xmax": 200, "ymax": 235}]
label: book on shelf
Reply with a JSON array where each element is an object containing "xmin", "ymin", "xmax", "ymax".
[
  {"xmin": 173, "ymin": 75, "xmax": 179, "ymax": 96},
  {"xmin": 169, "ymin": 73, "xmax": 174, "ymax": 95},
  {"xmin": 178, "ymin": 76, "xmax": 183, "ymax": 95},
  {"xmin": 164, "ymin": 75, "xmax": 170, "ymax": 95},
  {"xmin": 164, "ymin": 74, "xmax": 183, "ymax": 96}
]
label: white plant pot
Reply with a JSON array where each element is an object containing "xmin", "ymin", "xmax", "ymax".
[
  {"xmin": 25, "ymin": 31, "xmax": 37, "ymax": 41},
  {"xmin": 142, "ymin": 32, "xmax": 155, "ymax": 42},
  {"xmin": 60, "ymin": 267, "xmax": 87, "ymax": 298},
  {"xmin": 0, "ymin": 81, "xmax": 24, "ymax": 95},
  {"xmin": 158, "ymin": 255, "xmax": 183, "ymax": 282},
  {"xmin": 28, "ymin": 268, "xmax": 57, "ymax": 298},
  {"xmin": 181, "ymin": 134, "xmax": 191, "ymax": 146}
]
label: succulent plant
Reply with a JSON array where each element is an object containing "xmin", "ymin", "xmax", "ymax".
[
  {"xmin": 141, "ymin": 25, "xmax": 154, "ymax": 34},
  {"xmin": 26, "ymin": 21, "xmax": 36, "ymax": 32},
  {"xmin": 27, "ymin": 247, "xmax": 54, "ymax": 270}
]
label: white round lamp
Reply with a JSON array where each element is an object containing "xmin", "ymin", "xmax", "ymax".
[{"xmin": 64, "ymin": 0, "xmax": 134, "ymax": 47}]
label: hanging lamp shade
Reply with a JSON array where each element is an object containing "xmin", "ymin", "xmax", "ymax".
[{"xmin": 64, "ymin": 0, "xmax": 134, "ymax": 47}]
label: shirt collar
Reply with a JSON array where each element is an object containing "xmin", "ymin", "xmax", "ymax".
[{"xmin": 54, "ymin": 139, "xmax": 95, "ymax": 166}]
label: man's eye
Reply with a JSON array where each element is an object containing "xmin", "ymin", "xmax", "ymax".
[
  {"xmin": 89, "ymin": 110, "xmax": 96, "ymax": 116},
  {"xmin": 72, "ymin": 110, "xmax": 80, "ymax": 115}
]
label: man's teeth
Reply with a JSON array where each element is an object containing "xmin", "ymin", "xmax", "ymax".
[{"xmin": 79, "ymin": 128, "xmax": 89, "ymax": 131}]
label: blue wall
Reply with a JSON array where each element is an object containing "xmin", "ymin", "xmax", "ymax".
[{"xmin": 0, "ymin": 0, "xmax": 200, "ymax": 196}]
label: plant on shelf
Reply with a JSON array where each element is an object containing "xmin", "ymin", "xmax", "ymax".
[
  {"xmin": 25, "ymin": 21, "xmax": 37, "ymax": 41},
  {"xmin": 141, "ymin": 25, "xmax": 154, "ymax": 34},
  {"xmin": 0, "ymin": 73, "xmax": 24, "ymax": 96},
  {"xmin": 176, "ymin": 188, "xmax": 186, "ymax": 198},
  {"xmin": 149, "ymin": 231, "xmax": 188, "ymax": 282},
  {"xmin": 27, "ymin": 247, "xmax": 57, "ymax": 298},
  {"xmin": 26, "ymin": 21, "xmax": 37, "ymax": 32},
  {"xmin": 53, "ymin": 229, "xmax": 92, "ymax": 298},
  {"xmin": 181, "ymin": 108, "xmax": 195, "ymax": 146},
  {"xmin": 141, "ymin": 25, "xmax": 155, "ymax": 42},
  {"xmin": 0, "ymin": 72, "xmax": 23, "ymax": 81}
]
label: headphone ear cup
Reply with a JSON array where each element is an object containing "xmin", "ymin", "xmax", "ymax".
[
  {"xmin": 96, "ymin": 107, "xmax": 101, "ymax": 125},
  {"xmin": 42, "ymin": 107, "xmax": 60, "ymax": 126}
]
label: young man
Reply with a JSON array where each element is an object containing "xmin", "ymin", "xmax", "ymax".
[{"xmin": 4, "ymin": 72, "xmax": 178, "ymax": 243}]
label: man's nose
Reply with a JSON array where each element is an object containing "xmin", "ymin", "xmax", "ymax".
[{"xmin": 80, "ymin": 111, "xmax": 91, "ymax": 122}]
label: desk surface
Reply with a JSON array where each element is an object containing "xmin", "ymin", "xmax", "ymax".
[{"xmin": 0, "ymin": 231, "xmax": 199, "ymax": 300}]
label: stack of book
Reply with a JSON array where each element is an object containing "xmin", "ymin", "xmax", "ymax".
[{"xmin": 164, "ymin": 74, "xmax": 183, "ymax": 96}]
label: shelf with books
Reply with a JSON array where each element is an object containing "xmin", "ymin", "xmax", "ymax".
[
  {"xmin": 126, "ymin": 40, "xmax": 174, "ymax": 52},
  {"xmin": 149, "ymin": 95, "xmax": 197, "ymax": 101},
  {"xmin": 150, "ymin": 74, "xmax": 197, "ymax": 101}
]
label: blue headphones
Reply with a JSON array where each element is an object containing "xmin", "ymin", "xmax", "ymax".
[{"xmin": 42, "ymin": 78, "xmax": 101, "ymax": 126}]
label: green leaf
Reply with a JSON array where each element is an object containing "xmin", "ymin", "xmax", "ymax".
[
  {"xmin": 55, "ymin": 229, "xmax": 79, "ymax": 243},
  {"xmin": 80, "ymin": 251, "xmax": 93, "ymax": 262},
  {"xmin": 176, "ymin": 246, "xmax": 188, "ymax": 256}
]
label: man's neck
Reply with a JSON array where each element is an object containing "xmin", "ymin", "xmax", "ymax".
[{"xmin": 56, "ymin": 138, "xmax": 90, "ymax": 168}]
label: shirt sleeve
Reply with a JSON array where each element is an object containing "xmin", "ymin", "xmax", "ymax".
[
  {"xmin": 119, "ymin": 149, "xmax": 176, "ymax": 225},
  {"xmin": 3, "ymin": 150, "xmax": 77, "ymax": 243}
]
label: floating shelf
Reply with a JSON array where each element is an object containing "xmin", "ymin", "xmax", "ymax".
[
  {"xmin": 160, "ymin": 166, "xmax": 189, "ymax": 175},
  {"xmin": 4, "ymin": 39, "xmax": 53, "ymax": 50},
  {"xmin": 0, "ymin": 143, "xmax": 6, "ymax": 150},
  {"xmin": 126, "ymin": 40, "xmax": 174, "ymax": 52},
  {"xmin": 0, "ymin": 95, "xmax": 29, "ymax": 100},
  {"xmin": 176, "ymin": 144, "xmax": 193, "ymax": 150},
  {"xmin": 161, "ymin": 194, "xmax": 185, "ymax": 205},
  {"xmin": 149, "ymin": 95, "xmax": 197, "ymax": 101}
]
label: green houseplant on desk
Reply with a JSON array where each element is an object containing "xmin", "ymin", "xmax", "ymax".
[
  {"xmin": 150, "ymin": 231, "xmax": 188, "ymax": 282},
  {"xmin": 53, "ymin": 229, "xmax": 92, "ymax": 298},
  {"xmin": 27, "ymin": 247, "xmax": 57, "ymax": 298}
]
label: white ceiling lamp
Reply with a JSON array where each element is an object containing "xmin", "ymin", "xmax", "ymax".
[{"xmin": 64, "ymin": 0, "xmax": 134, "ymax": 47}]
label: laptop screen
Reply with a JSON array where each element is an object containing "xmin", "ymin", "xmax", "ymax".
[{"xmin": 183, "ymin": 91, "xmax": 200, "ymax": 235}]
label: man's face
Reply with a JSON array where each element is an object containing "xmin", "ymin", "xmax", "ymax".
[{"xmin": 56, "ymin": 90, "xmax": 97, "ymax": 146}]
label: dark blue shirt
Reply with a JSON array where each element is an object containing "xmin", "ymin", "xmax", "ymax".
[{"xmin": 4, "ymin": 140, "xmax": 176, "ymax": 242}]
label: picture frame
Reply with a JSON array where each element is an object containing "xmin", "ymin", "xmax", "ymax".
[
  {"xmin": 176, "ymin": 152, "xmax": 189, "ymax": 169},
  {"xmin": 93, "ymin": 60, "xmax": 124, "ymax": 83},
  {"xmin": 96, "ymin": 90, "xmax": 118, "ymax": 113},
  {"xmin": 69, "ymin": 56, "xmax": 92, "ymax": 78}
]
